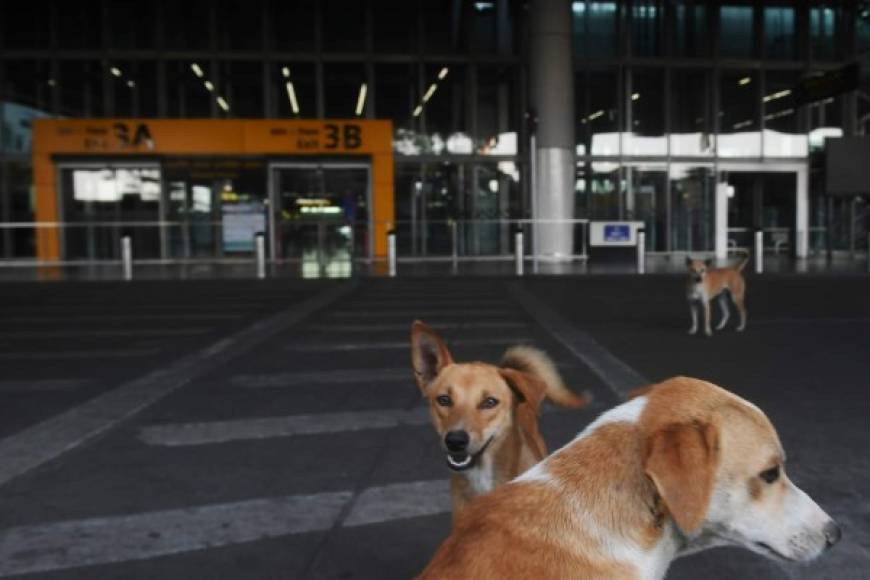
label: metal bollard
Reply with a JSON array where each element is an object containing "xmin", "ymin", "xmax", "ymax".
[
  {"xmin": 121, "ymin": 235, "xmax": 133, "ymax": 281},
  {"xmin": 754, "ymin": 230, "xmax": 764, "ymax": 274},
  {"xmin": 255, "ymin": 233, "xmax": 266, "ymax": 279},
  {"xmin": 636, "ymin": 230, "xmax": 645, "ymax": 274},
  {"xmin": 387, "ymin": 231, "xmax": 397, "ymax": 277},
  {"xmin": 515, "ymin": 230, "xmax": 524, "ymax": 276}
]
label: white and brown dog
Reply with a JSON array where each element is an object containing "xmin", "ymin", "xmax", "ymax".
[
  {"xmin": 411, "ymin": 320, "xmax": 588, "ymax": 518},
  {"xmin": 686, "ymin": 252, "xmax": 749, "ymax": 336},
  {"xmin": 421, "ymin": 376, "xmax": 841, "ymax": 579}
]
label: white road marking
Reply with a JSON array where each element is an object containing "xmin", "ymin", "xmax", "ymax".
[
  {"xmin": 4, "ymin": 314, "xmax": 244, "ymax": 323},
  {"xmin": 284, "ymin": 336, "xmax": 533, "ymax": 352},
  {"xmin": 0, "ymin": 491, "xmax": 353, "ymax": 577},
  {"xmin": 509, "ymin": 283, "xmax": 648, "ymax": 398},
  {"xmin": 0, "ymin": 283, "xmax": 356, "ymax": 488},
  {"xmin": 343, "ymin": 479, "xmax": 451, "ymax": 527},
  {"xmin": 138, "ymin": 407, "xmax": 432, "ymax": 446},
  {"xmin": 329, "ymin": 310, "xmax": 513, "ymax": 319},
  {"xmin": 0, "ymin": 329, "xmax": 211, "ymax": 339},
  {"xmin": 0, "ymin": 380, "xmax": 91, "ymax": 393},
  {"xmin": 310, "ymin": 321, "xmax": 529, "ymax": 332},
  {"xmin": 230, "ymin": 368, "xmax": 412, "ymax": 387},
  {"xmin": 0, "ymin": 349, "xmax": 161, "ymax": 360}
]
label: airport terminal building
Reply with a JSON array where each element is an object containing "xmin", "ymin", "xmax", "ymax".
[{"xmin": 0, "ymin": 0, "xmax": 868, "ymax": 265}]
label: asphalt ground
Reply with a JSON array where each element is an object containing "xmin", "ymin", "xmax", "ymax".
[{"xmin": 0, "ymin": 274, "xmax": 867, "ymax": 579}]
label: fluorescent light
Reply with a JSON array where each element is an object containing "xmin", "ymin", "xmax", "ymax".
[
  {"xmin": 127, "ymin": 80, "xmax": 136, "ymax": 88},
  {"xmin": 282, "ymin": 66, "xmax": 290, "ymax": 78},
  {"xmin": 355, "ymin": 83, "xmax": 368, "ymax": 116},
  {"xmin": 217, "ymin": 96, "xmax": 229, "ymax": 112},
  {"xmin": 763, "ymin": 89, "xmax": 791, "ymax": 103},
  {"xmin": 191, "ymin": 63, "xmax": 204, "ymax": 78},
  {"xmin": 110, "ymin": 67, "xmax": 122, "ymax": 77},
  {"xmin": 631, "ymin": 93, "xmax": 640, "ymax": 101},
  {"xmin": 286, "ymin": 82, "xmax": 299, "ymax": 114},
  {"xmin": 413, "ymin": 104, "xmax": 423, "ymax": 117},
  {"xmin": 733, "ymin": 119, "xmax": 753, "ymax": 130},
  {"xmin": 423, "ymin": 83, "xmax": 437, "ymax": 103},
  {"xmin": 204, "ymin": 81, "xmax": 214, "ymax": 91},
  {"xmin": 47, "ymin": 79, "xmax": 56, "ymax": 87},
  {"xmin": 587, "ymin": 110, "xmax": 604, "ymax": 121},
  {"xmin": 438, "ymin": 67, "xmax": 449, "ymax": 80},
  {"xmin": 764, "ymin": 108, "xmax": 794, "ymax": 121},
  {"xmin": 738, "ymin": 76, "xmax": 751, "ymax": 86}
]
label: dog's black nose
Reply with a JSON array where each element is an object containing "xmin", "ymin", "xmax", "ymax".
[
  {"xmin": 444, "ymin": 430, "xmax": 469, "ymax": 452},
  {"xmin": 823, "ymin": 521, "xmax": 842, "ymax": 549}
]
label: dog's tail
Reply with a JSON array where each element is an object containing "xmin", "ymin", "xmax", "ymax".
[
  {"xmin": 501, "ymin": 346, "xmax": 590, "ymax": 409},
  {"xmin": 735, "ymin": 249, "xmax": 750, "ymax": 272}
]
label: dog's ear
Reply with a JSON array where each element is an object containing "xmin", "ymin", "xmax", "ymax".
[
  {"xmin": 498, "ymin": 368, "xmax": 548, "ymax": 412},
  {"xmin": 410, "ymin": 320, "xmax": 453, "ymax": 394},
  {"xmin": 644, "ymin": 420, "xmax": 719, "ymax": 534},
  {"xmin": 685, "ymin": 256, "xmax": 693, "ymax": 267},
  {"xmin": 704, "ymin": 258, "xmax": 714, "ymax": 268}
]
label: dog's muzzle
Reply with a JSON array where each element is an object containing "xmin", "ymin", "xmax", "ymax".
[{"xmin": 443, "ymin": 432, "xmax": 492, "ymax": 472}]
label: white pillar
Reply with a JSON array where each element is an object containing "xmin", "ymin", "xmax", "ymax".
[
  {"xmin": 755, "ymin": 230, "xmax": 764, "ymax": 274},
  {"xmin": 255, "ymin": 233, "xmax": 266, "ymax": 279},
  {"xmin": 715, "ymin": 183, "xmax": 730, "ymax": 261},
  {"xmin": 387, "ymin": 231, "xmax": 397, "ymax": 277},
  {"xmin": 796, "ymin": 166, "xmax": 809, "ymax": 258}
]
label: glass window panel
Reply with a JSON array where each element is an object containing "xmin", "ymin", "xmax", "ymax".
[
  {"xmin": 323, "ymin": 63, "xmax": 366, "ymax": 118},
  {"xmin": 222, "ymin": 62, "xmax": 263, "ymax": 118},
  {"xmin": 166, "ymin": 61, "xmax": 214, "ymax": 118},
  {"xmin": 763, "ymin": 71, "xmax": 804, "ymax": 158},
  {"xmin": 573, "ymin": 2, "xmax": 618, "ymax": 58},
  {"xmin": 674, "ymin": 2, "xmax": 709, "ymax": 57},
  {"xmin": 808, "ymin": 89, "xmax": 842, "ymax": 153},
  {"xmin": 575, "ymin": 71, "xmax": 619, "ymax": 157},
  {"xmin": 108, "ymin": 2, "xmax": 157, "ymax": 49},
  {"xmin": 810, "ymin": 6, "xmax": 838, "ymax": 60},
  {"xmin": 763, "ymin": 6, "xmax": 796, "ymax": 60},
  {"xmin": 3, "ymin": 60, "xmax": 53, "ymax": 115},
  {"xmin": 58, "ymin": 61, "xmax": 104, "ymax": 117},
  {"xmin": 858, "ymin": 6, "xmax": 870, "ymax": 53},
  {"xmin": 631, "ymin": 1, "xmax": 662, "ymax": 57},
  {"xmin": 576, "ymin": 161, "xmax": 622, "ymax": 219},
  {"xmin": 477, "ymin": 66, "xmax": 518, "ymax": 155},
  {"xmin": 625, "ymin": 165, "xmax": 667, "ymax": 251},
  {"xmin": 420, "ymin": 64, "xmax": 468, "ymax": 154},
  {"xmin": 56, "ymin": 0, "xmax": 102, "ymax": 49},
  {"xmin": 719, "ymin": 70, "xmax": 760, "ymax": 157},
  {"xmin": 272, "ymin": 0, "xmax": 316, "ymax": 52},
  {"xmin": 322, "ymin": 0, "xmax": 366, "ymax": 53},
  {"xmin": 719, "ymin": 5, "xmax": 754, "ymax": 58},
  {"xmin": 374, "ymin": 0, "xmax": 418, "ymax": 53},
  {"xmin": 423, "ymin": 0, "xmax": 458, "ymax": 53},
  {"xmin": 163, "ymin": 0, "xmax": 212, "ymax": 50},
  {"xmin": 108, "ymin": 62, "xmax": 159, "ymax": 118},
  {"xmin": 217, "ymin": 0, "xmax": 263, "ymax": 50},
  {"xmin": 0, "ymin": 1, "xmax": 51, "ymax": 49},
  {"xmin": 375, "ymin": 64, "xmax": 418, "ymax": 152},
  {"xmin": 670, "ymin": 70, "xmax": 714, "ymax": 157},
  {"xmin": 1, "ymin": 101, "xmax": 50, "ymax": 154},
  {"xmin": 669, "ymin": 164, "xmax": 714, "ymax": 252},
  {"xmin": 625, "ymin": 69, "xmax": 666, "ymax": 157},
  {"xmin": 468, "ymin": 1, "xmax": 498, "ymax": 54},
  {"xmin": 275, "ymin": 63, "xmax": 316, "ymax": 119}
]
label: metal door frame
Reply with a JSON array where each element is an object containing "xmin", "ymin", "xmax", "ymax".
[
  {"xmin": 55, "ymin": 160, "xmax": 162, "ymax": 260},
  {"xmin": 268, "ymin": 160, "xmax": 373, "ymax": 260},
  {"xmin": 717, "ymin": 161, "xmax": 808, "ymax": 258}
]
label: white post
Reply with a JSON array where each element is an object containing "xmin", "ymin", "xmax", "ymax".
[
  {"xmin": 387, "ymin": 231, "xmax": 397, "ymax": 277},
  {"xmin": 714, "ymin": 183, "xmax": 730, "ymax": 260},
  {"xmin": 755, "ymin": 230, "xmax": 764, "ymax": 274},
  {"xmin": 530, "ymin": 133, "xmax": 539, "ymax": 273},
  {"xmin": 255, "ymin": 233, "xmax": 266, "ymax": 279},
  {"xmin": 121, "ymin": 235, "xmax": 133, "ymax": 281},
  {"xmin": 636, "ymin": 230, "xmax": 646, "ymax": 274},
  {"xmin": 515, "ymin": 230, "xmax": 524, "ymax": 276}
]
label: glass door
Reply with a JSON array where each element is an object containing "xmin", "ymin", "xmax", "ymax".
[{"xmin": 270, "ymin": 163, "xmax": 370, "ymax": 264}]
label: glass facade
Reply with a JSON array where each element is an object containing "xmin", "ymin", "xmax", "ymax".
[{"xmin": 0, "ymin": 0, "xmax": 865, "ymax": 260}]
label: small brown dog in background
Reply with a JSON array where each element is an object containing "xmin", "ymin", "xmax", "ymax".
[
  {"xmin": 686, "ymin": 251, "xmax": 749, "ymax": 336},
  {"xmin": 410, "ymin": 320, "xmax": 588, "ymax": 518}
]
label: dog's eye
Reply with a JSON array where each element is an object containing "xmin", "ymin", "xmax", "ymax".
[
  {"xmin": 435, "ymin": 395, "xmax": 452, "ymax": 407},
  {"xmin": 479, "ymin": 397, "xmax": 499, "ymax": 409},
  {"xmin": 759, "ymin": 466, "xmax": 780, "ymax": 484}
]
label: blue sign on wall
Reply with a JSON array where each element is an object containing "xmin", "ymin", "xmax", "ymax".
[{"xmin": 603, "ymin": 224, "xmax": 631, "ymax": 242}]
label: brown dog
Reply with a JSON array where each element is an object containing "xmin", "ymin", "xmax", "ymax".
[
  {"xmin": 420, "ymin": 377, "xmax": 841, "ymax": 579},
  {"xmin": 686, "ymin": 251, "xmax": 749, "ymax": 336},
  {"xmin": 410, "ymin": 320, "xmax": 588, "ymax": 518}
]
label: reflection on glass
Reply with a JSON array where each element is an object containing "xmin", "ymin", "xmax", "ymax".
[
  {"xmin": 810, "ymin": 7, "xmax": 838, "ymax": 60},
  {"xmin": 719, "ymin": 71, "xmax": 760, "ymax": 157},
  {"xmin": 631, "ymin": 2, "xmax": 662, "ymax": 57},
  {"xmin": 624, "ymin": 70, "xmax": 666, "ymax": 156},
  {"xmin": 763, "ymin": 71, "xmax": 805, "ymax": 158},
  {"xmin": 719, "ymin": 5, "xmax": 754, "ymax": 58},
  {"xmin": 670, "ymin": 70, "xmax": 714, "ymax": 157},
  {"xmin": 577, "ymin": 161, "xmax": 622, "ymax": 220},
  {"xmin": 669, "ymin": 164, "xmax": 714, "ymax": 252},
  {"xmin": 674, "ymin": 2, "xmax": 708, "ymax": 57},
  {"xmin": 572, "ymin": 2, "xmax": 618, "ymax": 57},
  {"xmin": 626, "ymin": 165, "xmax": 667, "ymax": 252},
  {"xmin": 576, "ymin": 71, "xmax": 619, "ymax": 157},
  {"xmin": 764, "ymin": 6, "xmax": 795, "ymax": 60}
]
